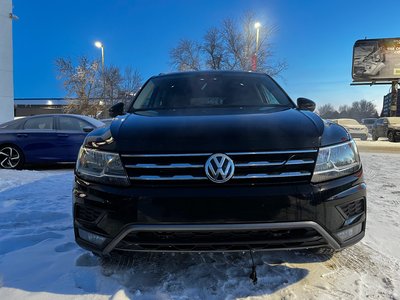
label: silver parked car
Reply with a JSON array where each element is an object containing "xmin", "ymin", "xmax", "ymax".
[{"xmin": 330, "ymin": 119, "xmax": 368, "ymax": 140}]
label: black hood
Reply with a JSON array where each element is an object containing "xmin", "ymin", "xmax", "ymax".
[{"xmin": 110, "ymin": 107, "xmax": 326, "ymax": 154}]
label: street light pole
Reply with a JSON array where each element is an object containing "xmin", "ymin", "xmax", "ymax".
[
  {"xmin": 252, "ymin": 22, "xmax": 261, "ymax": 71},
  {"xmin": 94, "ymin": 41, "xmax": 105, "ymax": 107},
  {"xmin": 100, "ymin": 45, "xmax": 104, "ymax": 73}
]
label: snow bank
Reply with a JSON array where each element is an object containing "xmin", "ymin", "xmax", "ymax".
[{"xmin": 355, "ymin": 139, "xmax": 400, "ymax": 153}]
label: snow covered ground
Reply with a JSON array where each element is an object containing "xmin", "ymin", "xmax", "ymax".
[{"xmin": 0, "ymin": 152, "xmax": 399, "ymax": 299}]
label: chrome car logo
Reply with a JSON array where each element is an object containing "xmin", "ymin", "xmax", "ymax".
[{"xmin": 205, "ymin": 153, "xmax": 235, "ymax": 183}]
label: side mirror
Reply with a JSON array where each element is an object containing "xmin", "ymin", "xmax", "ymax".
[
  {"xmin": 109, "ymin": 102, "xmax": 124, "ymax": 118},
  {"xmin": 83, "ymin": 126, "xmax": 94, "ymax": 133},
  {"xmin": 297, "ymin": 98, "xmax": 316, "ymax": 112}
]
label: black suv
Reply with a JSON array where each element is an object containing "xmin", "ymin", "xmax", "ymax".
[
  {"xmin": 371, "ymin": 117, "xmax": 400, "ymax": 142},
  {"xmin": 73, "ymin": 71, "xmax": 366, "ymax": 256}
]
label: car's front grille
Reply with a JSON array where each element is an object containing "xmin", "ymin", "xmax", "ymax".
[
  {"xmin": 120, "ymin": 149, "xmax": 317, "ymax": 186},
  {"xmin": 115, "ymin": 227, "xmax": 327, "ymax": 252}
]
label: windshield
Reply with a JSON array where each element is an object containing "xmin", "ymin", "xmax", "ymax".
[
  {"xmin": 362, "ymin": 119, "xmax": 376, "ymax": 125},
  {"xmin": 130, "ymin": 73, "xmax": 294, "ymax": 111},
  {"xmin": 388, "ymin": 117, "xmax": 400, "ymax": 125},
  {"xmin": 338, "ymin": 119, "xmax": 360, "ymax": 125},
  {"xmin": 0, "ymin": 119, "xmax": 24, "ymax": 129}
]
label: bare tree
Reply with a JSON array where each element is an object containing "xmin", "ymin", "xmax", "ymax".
[
  {"xmin": 169, "ymin": 11, "xmax": 287, "ymax": 76},
  {"xmin": 56, "ymin": 56, "xmax": 143, "ymax": 116},
  {"xmin": 350, "ymin": 99, "xmax": 379, "ymax": 121},
  {"xmin": 338, "ymin": 104, "xmax": 351, "ymax": 118},
  {"xmin": 220, "ymin": 19, "xmax": 244, "ymax": 70},
  {"xmin": 202, "ymin": 27, "xmax": 224, "ymax": 70},
  {"xmin": 170, "ymin": 39, "xmax": 201, "ymax": 71},
  {"xmin": 103, "ymin": 65, "xmax": 123, "ymax": 107},
  {"xmin": 119, "ymin": 66, "xmax": 143, "ymax": 107},
  {"xmin": 317, "ymin": 103, "xmax": 336, "ymax": 119},
  {"xmin": 55, "ymin": 56, "xmax": 102, "ymax": 116},
  {"xmin": 319, "ymin": 100, "xmax": 378, "ymax": 121},
  {"xmin": 317, "ymin": 103, "xmax": 338, "ymax": 119}
]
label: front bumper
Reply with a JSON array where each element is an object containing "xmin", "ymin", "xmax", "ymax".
[{"xmin": 73, "ymin": 170, "xmax": 366, "ymax": 255}]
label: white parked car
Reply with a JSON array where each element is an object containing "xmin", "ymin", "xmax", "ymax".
[{"xmin": 330, "ymin": 119, "xmax": 368, "ymax": 140}]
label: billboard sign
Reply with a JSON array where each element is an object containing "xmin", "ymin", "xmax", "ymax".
[{"xmin": 352, "ymin": 38, "xmax": 400, "ymax": 82}]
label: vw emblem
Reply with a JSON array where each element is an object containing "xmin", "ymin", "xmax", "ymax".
[{"xmin": 205, "ymin": 153, "xmax": 235, "ymax": 183}]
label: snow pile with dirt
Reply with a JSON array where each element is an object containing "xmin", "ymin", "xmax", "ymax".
[{"xmin": 0, "ymin": 152, "xmax": 399, "ymax": 299}]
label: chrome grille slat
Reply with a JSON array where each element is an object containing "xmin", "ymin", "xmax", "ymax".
[
  {"xmin": 226, "ymin": 150, "xmax": 318, "ymax": 155},
  {"xmin": 125, "ymin": 163, "xmax": 203, "ymax": 169},
  {"xmin": 235, "ymin": 161, "xmax": 284, "ymax": 167},
  {"xmin": 284, "ymin": 159, "xmax": 315, "ymax": 165},
  {"xmin": 130, "ymin": 171, "xmax": 311, "ymax": 181},
  {"xmin": 121, "ymin": 153, "xmax": 212, "ymax": 158},
  {"xmin": 235, "ymin": 159, "xmax": 314, "ymax": 168},
  {"xmin": 233, "ymin": 171, "xmax": 312, "ymax": 179},
  {"xmin": 130, "ymin": 175, "xmax": 208, "ymax": 181},
  {"xmin": 121, "ymin": 150, "xmax": 317, "ymax": 185}
]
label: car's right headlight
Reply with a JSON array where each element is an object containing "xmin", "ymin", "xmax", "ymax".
[
  {"xmin": 311, "ymin": 140, "xmax": 361, "ymax": 183},
  {"xmin": 76, "ymin": 147, "xmax": 130, "ymax": 186}
]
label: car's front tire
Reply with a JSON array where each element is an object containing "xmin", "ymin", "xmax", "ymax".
[
  {"xmin": 0, "ymin": 145, "xmax": 24, "ymax": 169},
  {"xmin": 361, "ymin": 135, "xmax": 367, "ymax": 141},
  {"xmin": 388, "ymin": 131, "xmax": 396, "ymax": 142},
  {"xmin": 371, "ymin": 133, "xmax": 378, "ymax": 141}
]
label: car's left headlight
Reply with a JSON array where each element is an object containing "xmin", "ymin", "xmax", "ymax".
[
  {"xmin": 76, "ymin": 147, "xmax": 130, "ymax": 186},
  {"xmin": 311, "ymin": 140, "xmax": 361, "ymax": 183}
]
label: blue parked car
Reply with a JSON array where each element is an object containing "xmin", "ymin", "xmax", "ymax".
[{"xmin": 0, "ymin": 114, "xmax": 104, "ymax": 169}]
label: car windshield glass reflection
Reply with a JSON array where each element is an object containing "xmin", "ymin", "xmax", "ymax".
[{"xmin": 131, "ymin": 74, "xmax": 293, "ymax": 111}]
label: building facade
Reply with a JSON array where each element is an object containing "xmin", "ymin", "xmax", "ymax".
[
  {"xmin": 14, "ymin": 98, "xmax": 70, "ymax": 116},
  {"xmin": 382, "ymin": 91, "xmax": 400, "ymax": 117},
  {"xmin": 0, "ymin": 0, "xmax": 15, "ymax": 123}
]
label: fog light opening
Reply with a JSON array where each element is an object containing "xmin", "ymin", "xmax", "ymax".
[
  {"xmin": 336, "ymin": 223, "xmax": 363, "ymax": 242},
  {"xmin": 78, "ymin": 229, "xmax": 106, "ymax": 246}
]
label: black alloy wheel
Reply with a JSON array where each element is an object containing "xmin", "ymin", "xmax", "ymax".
[{"xmin": 0, "ymin": 146, "xmax": 24, "ymax": 169}]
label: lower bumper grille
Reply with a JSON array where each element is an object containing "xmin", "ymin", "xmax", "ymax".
[
  {"xmin": 75, "ymin": 205, "xmax": 103, "ymax": 223},
  {"xmin": 115, "ymin": 228, "xmax": 327, "ymax": 252},
  {"xmin": 339, "ymin": 199, "xmax": 364, "ymax": 218}
]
